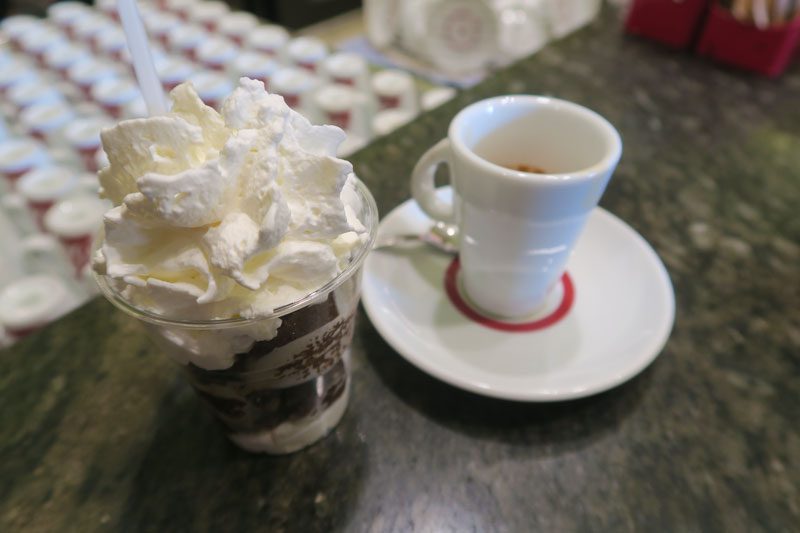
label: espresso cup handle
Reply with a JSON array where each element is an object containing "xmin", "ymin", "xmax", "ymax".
[{"xmin": 411, "ymin": 139, "xmax": 455, "ymax": 223}]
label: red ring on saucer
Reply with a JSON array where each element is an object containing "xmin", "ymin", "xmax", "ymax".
[{"xmin": 444, "ymin": 257, "xmax": 575, "ymax": 333}]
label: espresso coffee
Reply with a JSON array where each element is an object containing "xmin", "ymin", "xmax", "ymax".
[{"xmin": 508, "ymin": 163, "xmax": 546, "ymax": 173}]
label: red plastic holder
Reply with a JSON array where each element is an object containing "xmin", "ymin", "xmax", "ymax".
[
  {"xmin": 625, "ymin": 0, "xmax": 711, "ymax": 48},
  {"xmin": 696, "ymin": 5, "xmax": 800, "ymax": 77}
]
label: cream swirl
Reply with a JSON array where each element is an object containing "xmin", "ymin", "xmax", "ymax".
[{"xmin": 94, "ymin": 78, "xmax": 366, "ymax": 321}]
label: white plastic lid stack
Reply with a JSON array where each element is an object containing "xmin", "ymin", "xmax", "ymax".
[
  {"xmin": 372, "ymin": 108, "xmax": 417, "ymax": 137},
  {"xmin": 164, "ymin": 0, "xmax": 197, "ymax": 18},
  {"xmin": 217, "ymin": 11, "xmax": 260, "ymax": 44},
  {"xmin": 20, "ymin": 23, "xmax": 67, "ymax": 61},
  {"xmin": 143, "ymin": 11, "xmax": 182, "ymax": 46},
  {"xmin": 197, "ymin": 36, "xmax": 240, "ymax": 71},
  {"xmin": 68, "ymin": 59, "xmax": 121, "ymax": 94},
  {"xmin": 231, "ymin": 52, "xmax": 281, "ymax": 86},
  {"xmin": 0, "ymin": 138, "xmax": 51, "ymax": 181},
  {"xmin": 157, "ymin": 56, "xmax": 197, "ymax": 91},
  {"xmin": 0, "ymin": 275, "xmax": 81, "ymax": 338},
  {"xmin": 270, "ymin": 67, "xmax": 320, "ymax": 115},
  {"xmin": 186, "ymin": 71, "xmax": 234, "ymax": 109},
  {"xmin": 44, "ymin": 43, "xmax": 92, "ymax": 75},
  {"xmin": 20, "ymin": 101, "xmax": 77, "ymax": 142},
  {"xmin": 73, "ymin": 12, "xmax": 113, "ymax": 46},
  {"xmin": 245, "ymin": 24, "xmax": 290, "ymax": 56},
  {"xmin": 46, "ymin": 1, "xmax": 92, "ymax": 31},
  {"xmin": 8, "ymin": 81, "xmax": 65, "ymax": 112},
  {"xmin": 1, "ymin": 15, "xmax": 44, "ymax": 47},
  {"xmin": 95, "ymin": 26, "xmax": 130, "ymax": 62},
  {"xmin": 421, "ymin": 86, "xmax": 457, "ymax": 111},
  {"xmin": 321, "ymin": 52, "xmax": 369, "ymax": 90},
  {"xmin": 188, "ymin": 1, "xmax": 231, "ymax": 31},
  {"xmin": 91, "ymin": 78, "xmax": 142, "ymax": 118},
  {"xmin": 371, "ymin": 69, "xmax": 418, "ymax": 112},
  {"xmin": 168, "ymin": 24, "xmax": 209, "ymax": 60},
  {"xmin": 285, "ymin": 36, "xmax": 329, "ymax": 72},
  {"xmin": 0, "ymin": 57, "xmax": 39, "ymax": 93}
]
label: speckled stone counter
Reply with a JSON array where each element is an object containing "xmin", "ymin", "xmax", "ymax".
[{"xmin": 2, "ymin": 8, "xmax": 799, "ymax": 532}]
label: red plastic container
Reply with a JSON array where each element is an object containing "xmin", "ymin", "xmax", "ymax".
[
  {"xmin": 696, "ymin": 5, "xmax": 800, "ymax": 77},
  {"xmin": 625, "ymin": 0, "xmax": 711, "ymax": 48}
]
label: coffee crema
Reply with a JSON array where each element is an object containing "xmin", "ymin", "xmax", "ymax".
[{"xmin": 507, "ymin": 163, "xmax": 547, "ymax": 174}]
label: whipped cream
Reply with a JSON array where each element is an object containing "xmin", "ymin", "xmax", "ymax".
[{"xmin": 94, "ymin": 78, "xmax": 367, "ymax": 328}]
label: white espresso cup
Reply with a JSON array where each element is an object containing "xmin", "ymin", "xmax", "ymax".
[{"xmin": 411, "ymin": 95, "xmax": 622, "ymax": 318}]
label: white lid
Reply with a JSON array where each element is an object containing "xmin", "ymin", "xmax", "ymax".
[
  {"xmin": 270, "ymin": 67, "xmax": 318, "ymax": 95},
  {"xmin": 91, "ymin": 78, "xmax": 141, "ymax": 106},
  {"xmin": 0, "ymin": 275, "xmax": 75, "ymax": 330},
  {"xmin": 144, "ymin": 12, "xmax": 182, "ymax": 35},
  {"xmin": 47, "ymin": 2, "xmax": 91, "ymax": 24},
  {"xmin": 0, "ymin": 139, "xmax": 50, "ymax": 173},
  {"xmin": 64, "ymin": 116, "xmax": 114, "ymax": 149},
  {"xmin": 233, "ymin": 52, "xmax": 280, "ymax": 79},
  {"xmin": 20, "ymin": 101, "xmax": 76, "ymax": 133},
  {"xmin": 0, "ymin": 58, "xmax": 38, "ymax": 88},
  {"xmin": 8, "ymin": 81, "xmax": 65, "ymax": 109},
  {"xmin": 44, "ymin": 43, "xmax": 91, "ymax": 70},
  {"xmin": 197, "ymin": 37, "xmax": 239, "ymax": 64},
  {"xmin": 168, "ymin": 24, "xmax": 208, "ymax": 50},
  {"xmin": 0, "ymin": 15, "xmax": 42, "ymax": 38},
  {"xmin": 157, "ymin": 56, "xmax": 196, "ymax": 83},
  {"xmin": 69, "ymin": 59, "xmax": 119, "ymax": 85},
  {"xmin": 44, "ymin": 194, "xmax": 107, "ymax": 238},
  {"xmin": 287, "ymin": 37, "xmax": 328, "ymax": 63},
  {"xmin": 314, "ymin": 85, "xmax": 357, "ymax": 114},
  {"xmin": 20, "ymin": 25, "xmax": 66, "ymax": 54},
  {"xmin": 421, "ymin": 86, "xmax": 457, "ymax": 110},
  {"xmin": 187, "ymin": 71, "xmax": 234, "ymax": 100},
  {"xmin": 372, "ymin": 108, "xmax": 416, "ymax": 136},
  {"xmin": 218, "ymin": 12, "xmax": 259, "ymax": 35},
  {"xmin": 245, "ymin": 25, "xmax": 289, "ymax": 52},
  {"xmin": 73, "ymin": 13, "xmax": 112, "ymax": 40},
  {"xmin": 371, "ymin": 69, "xmax": 414, "ymax": 96},
  {"xmin": 189, "ymin": 1, "xmax": 231, "ymax": 23},
  {"xmin": 322, "ymin": 52, "xmax": 367, "ymax": 79},
  {"xmin": 17, "ymin": 166, "xmax": 78, "ymax": 203}
]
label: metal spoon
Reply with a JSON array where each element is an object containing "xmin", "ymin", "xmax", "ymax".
[{"xmin": 372, "ymin": 221, "xmax": 459, "ymax": 254}]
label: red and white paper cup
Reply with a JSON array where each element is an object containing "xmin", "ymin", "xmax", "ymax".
[
  {"xmin": 44, "ymin": 195, "xmax": 108, "ymax": 276},
  {"xmin": 270, "ymin": 67, "xmax": 319, "ymax": 114},
  {"xmin": 0, "ymin": 58, "xmax": 40, "ymax": 96},
  {"xmin": 0, "ymin": 139, "xmax": 51, "ymax": 186},
  {"xmin": 314, "ymin": 84, "xmax": 361, "ymax": 132},
  {"xmin": 0, "ymin": 274, "xmax": 81, "ymax": 340},
  {"xmin": 217, "ymin": 12, "xmax": 260, "ymax": 46},
  {"xmin": 197, "ymin": 36, "xmax": 240, "ymax": 72},
  {"xmin": 321, "ymin": 52, "xmax": 369, "ymax": 90},
  {"xmin": 143, "ymin": 12, "xmax": 182, "ymax": 48},
  {"xmin": 68, "ymin": 59, "xmax": 120, "ymax": 99},
  {"xmin": 286, "ymin": 37, "xmax": 329, "ymax": 73},
  {"xmin": 163, "ymin": 0, "xmax": 197, "ymax": 20},
  {"xmin": 17, "ymin": 167, "xmax": 79, "ymax": 231},
  {"xmin": 157, "ymin": 56, "xmax": 197, "ymax": 93},
  {"xmin": 7, "ymin": 80, "xmax": 65, "ymax": 115},
  {"xmin": 232, "ymin": 52, "xmax": 280, "ymax": 89},
  {"xmin": 46, "ymin": 1, "xmax": 92, "ymax": 37},
  {"xmin": 20, "ymin": 101, "xmax": 76, "ymax": 143},
  {"xmin": 64, "ymin": 116, "xmax": 114, "ymax": 172},
  {"xmin": 167, "ymin": 24, "xmax": 209, "ymax": 62},
  {"xmin": 1, "ymin": 15, "xmax": 43, "ymax": 51},
  {"xmin": 91, "ymin": 78, "xmax": 142, "ymax": 119},
  {"xmin": 371, "ymin": 69, "xmax": 418, "ymax": 112},
  {"xmin": 187, "ymin": 71, "xmax": 235, "ymax": 110},
  {"xmin": 188, "ymin": 1, "xmax": 230, "ymax": 32},
  {"xmin": 95, "ymin": 27, "xmax": 130, "ymax": 63},
  {"xmin": 20, "ymin": 24, "xmax": 67, "ymax": 67},
  {"xmin": 44, "ymin": 43, "xmax": 92, "ymax": 79},
  {"xmin": 245, "ymin": 25, "xmax": 290, "ymax": 57}
]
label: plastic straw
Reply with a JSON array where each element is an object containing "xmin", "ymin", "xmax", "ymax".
[{"xmin": 117, "ymin": 0, "xmax": 168, "ymax": 115}]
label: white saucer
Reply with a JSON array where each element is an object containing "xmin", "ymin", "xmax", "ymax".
[{"xmin": 362, "ymin": 189, "xmax": 675, "ymax": 402}]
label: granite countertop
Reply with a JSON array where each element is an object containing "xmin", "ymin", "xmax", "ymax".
[{"xmin": 2, "ymin": 8, "xmax": 799, "ymax": 532}]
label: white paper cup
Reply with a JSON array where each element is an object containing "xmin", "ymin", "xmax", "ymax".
[
  {"xmin": 188, "ymin": 1, "xmax": 230, "ymax": 31},
  {"xmin": 72, "ymin": 13, "xmax": 113, "ymax": 51},
  {"xmin": 321, "ymin": 52, "xmax": 369, "ymax": 90},
  {"xmin": 270, "ymin": 67, "xmax": 319, "ymax": 115},
  {"xmin": 20, "ymin": 24, "xmax": 67, "ymax": 66},
  {"xmin": 20, "ymin": 101, "xmax": 76, "ymax": 143},
  {"xmin": 64, "ymin": 116, "xmax": 114, "ymax": 172},
  {"xmin": 44, "ymin": 43, "xmax": 92, "ymax": 79},
  {"xmin": 8, "ymin": 81, "xmax": 65, "ymax": 115},
  {"xmin": 157, "ymin": 56, "xmax": 197, "ymax": 93},
  {"xmin": 68, "ymin": 59, "xmax": 120, "ymax": 99},
  {"xmin": 371, "ymin": 69, "xmax": 418, "ymax": 112},
  {"xmin": 0, "ymin": 58, "xmax": 40, "ymax": 96},
  {"xmin": 47, "ymin": 1, "xmax": 92, "ymax": 36},
  {"xmin": 91, "ymin": 78, "xmax": 142, "ymax": 118},
  {"xmin": 164, "ymin": 0, "xmax": 197, "ymax": 20},
  {"xmin": 1, "ymin": 15, "xmax": 44, "ymax": 51},
  {"xmin": 314, "ymin": 84, "xmax": 367, "ymax": 134},
  {"xmin": 143, "ymin": 12, "xmax": 182, "ymax": 48},
  {"xmin": 167, "ymin": 24, "xmax": 209, "ymax": 61},
  {"xmin": 197, "ymin": 36, "xmax": 240, "ymax": 72},
  {"xmin": 231, "ymin": 52, "xmax": 280, "ymax": 89},
  {"xmin": 95, "ymin": 27, "xmax": 130, "ymax": 62}
]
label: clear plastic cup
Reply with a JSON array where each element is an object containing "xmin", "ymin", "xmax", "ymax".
[{"xmin": 94, "ymin": 177, "xmax": 378, "ymax": 454}]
